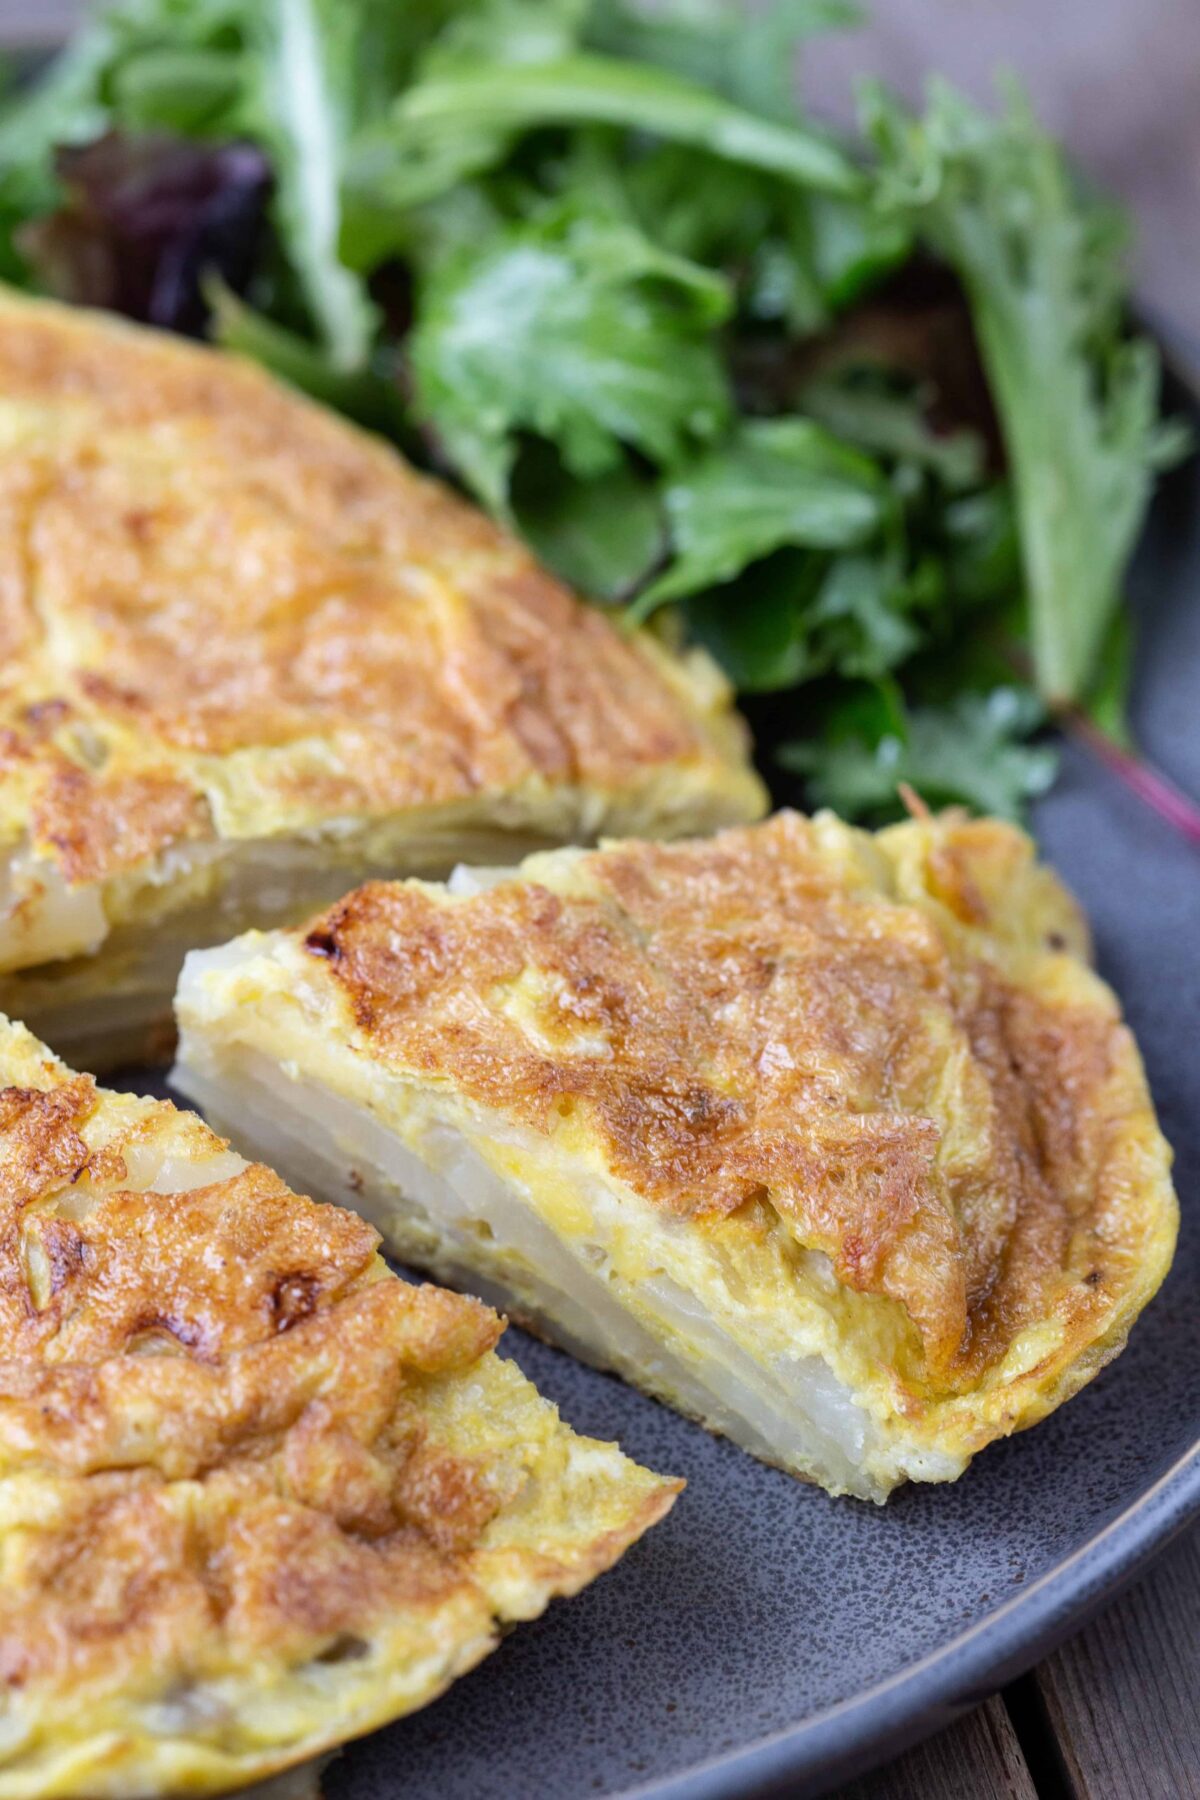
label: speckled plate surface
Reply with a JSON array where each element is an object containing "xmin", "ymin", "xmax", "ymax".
[{"xmin": 148, "ymin": 444, "xmax": 1198, "ymax": 1800}]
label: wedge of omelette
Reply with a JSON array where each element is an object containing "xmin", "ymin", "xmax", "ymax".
[
  {"xmin": 0, "ymin": 288, "xmax": 764, "ymax": 1068},
  {"xmin": 174, "ymin": 810, "xmax": 1178, "ymax": 1503},
  {"xmin": 0, "ymin": 1014, "xmax": 679, "ymax": 1798}
]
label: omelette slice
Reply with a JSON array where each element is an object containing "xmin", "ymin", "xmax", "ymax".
[
  {"xmin": 0, "ymin": 288, "xmax": 763, "ymax": 1068},
  {"xmin": 0, "ymin": 1015, "xmax": 679, "ymax": 1799},
  {"xmin": 174, "ymin": 810, "xmax": 1178, "ymax": 1503}
]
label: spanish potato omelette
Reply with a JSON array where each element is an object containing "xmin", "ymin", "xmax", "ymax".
[
  {"xmin": 0, "ymin": 286, "xmax": 764, "ymax": 1068},
  {"xmin": 174, "ymin": 809, "xmax": 1178, "ymax": 1502},
  {"xmin": 0, "ymin": 1013, "xmax": 679, "ymax": 1798}
]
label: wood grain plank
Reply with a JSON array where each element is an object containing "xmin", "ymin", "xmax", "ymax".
[
  {"xmin": 1032, "ymin": 1522, "xmax": 1200, "ymax": 1800},
  {"xmin": 829, "ymin": 1697, "xmax": 1036, "ymax": 1800}
]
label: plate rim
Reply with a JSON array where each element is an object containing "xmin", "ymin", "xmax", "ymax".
[{"xmin": 630, "ymin": 1437, "xmax": 1200, "ymax": 1799}]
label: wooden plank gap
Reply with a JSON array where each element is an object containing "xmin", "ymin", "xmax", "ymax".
[
  {"xmin": 830, "ymin": 1695, "xmax": 1038, "ymax": 1800},
  {"xmin": 1003, "ymin": 1673, "xmax": 1077, "ymax": 1800}
]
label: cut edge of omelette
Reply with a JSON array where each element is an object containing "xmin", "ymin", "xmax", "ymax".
[
  {"xmin": 173, "ymin": 809, "xmax": 1178, "ymax": 1502},
  {"xmin": 0, "ymin": 284, "xmax": 765, "ymax": 1066},
  {"xmin": 0, "ymin": 1013, "xmax": 679, "ymax": 1800}
]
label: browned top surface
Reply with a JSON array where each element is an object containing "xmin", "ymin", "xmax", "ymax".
[
  {"xmin": 304, "ymin": 811, "xmax": 1173, "ymax": 1390},
  {"xmin": 0, "ymin": 1020, "xmax": 683, "ymax": 1774},
  {"xmin": 0, "ymin": 289, "xmax": 758, "ymax": 883},
  {"xmin": 0, "ymin": 1059, "xmax": 514, "ymax": 1700}
]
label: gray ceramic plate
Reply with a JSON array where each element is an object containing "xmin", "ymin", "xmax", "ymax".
[{"xmin": 146, "ymin": 434, "xmax": 1199, "ymax": 1800}]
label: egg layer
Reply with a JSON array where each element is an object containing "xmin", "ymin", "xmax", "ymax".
[{"xmin": 174, "ymin": 811, "xmax": 1178, "ymax": 1499}]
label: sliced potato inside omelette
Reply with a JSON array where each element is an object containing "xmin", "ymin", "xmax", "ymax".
[
  {"xmin": 0, "ymin": 1015, "xmax": 678, "ymax": 1799},
  {"xmin": 0, "ymin": 286, "xmax": 764, "ymax": 1067},
  {"xmin": 174, "ymin": 810, "xmax": 1177, "ymax": 1502}
]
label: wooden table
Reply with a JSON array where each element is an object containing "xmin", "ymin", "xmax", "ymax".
[
  {"xmin": 831, "ymin": 1523, "xmax": 1200, "ymax": 1798},
  {"xmin": 6, "ymin": 5, "xmax": 1198, "ymax": 1796}
]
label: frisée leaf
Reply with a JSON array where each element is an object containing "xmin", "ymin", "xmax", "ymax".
[
  {"xmin": 345, "ymin": 47, "xmax": 860, "ymax": 226},
  {"xmin": 864, "ymin": 77, "xmax": 1188, "ymax": 706},
  {"xmin": 780, "ymin": 684, "xmax": 1058, "ymax": 822},
  {"xmin": 409, "ymin": 203, "xmax": 733, "ymax": 510},
  {"xmin": 632, "ymin": 417, "xmax": 887, "ymax": 617}
]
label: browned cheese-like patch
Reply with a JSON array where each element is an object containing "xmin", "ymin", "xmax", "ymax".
[{"xmin": 304, "ymin": 813, "xmax": 1145, "ymax": 1389}]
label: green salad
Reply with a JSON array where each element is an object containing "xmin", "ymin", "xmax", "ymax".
[{"xmin": 1, "ymin": 0, "xmax": 1190, "ymax": 825}]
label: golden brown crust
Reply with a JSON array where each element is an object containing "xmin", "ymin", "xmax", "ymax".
[
  {"xmin": 302, "ymin": 811, "xmax": 1169, "ymax": 1391},
  {"xmin": 0, "ymin": 1019, "xmax": 679, "ymax": 1794},
  {"xmin": 0, "ymin": 288, "xmax": 761, "ymax": 900},
  {"xmin": 30, "ymin": 766, "xmax": 212, "ymax": 886},
  {"xmin": 0, "ymin": 1062, "xmax": 497, "ymax": 1677}
]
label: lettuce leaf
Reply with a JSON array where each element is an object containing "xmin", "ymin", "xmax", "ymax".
[
  {"xmin": 865, "ymin": 77, "xmax": 1188, "ymax": 705},
  {"xmin": 511, "ymin": 442, "xmax": 663, "ymax": 602},
  {"xmin": 409, "ymin": 203, "xmax": 732, "ymax": 509},
  {"xmin": 780, "ymin": 684, "xmax": 1058, "ymax": 821},
  {"xmin": 632, "ymin": 416, "xmax": 887, "ymax": 616},
  {"xmin": 344, "ymin": 46, "xmax": 859, "ymax": 237},
  {"xmin": 684, "ymin": 546, "xmax": 923, "ymax": 692}
]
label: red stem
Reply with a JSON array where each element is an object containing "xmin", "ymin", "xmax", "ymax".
[
  {"xmin": 997, "ymin": 635, "xmax": 1200, "ymax": 848},
  {"xmin": 1058, "ymin": 708, "xmax": 1200, "ymax": 847}
]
